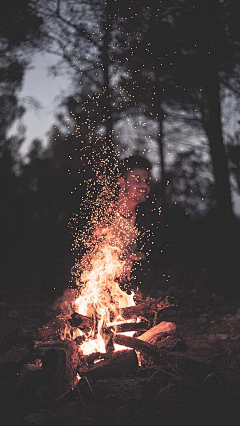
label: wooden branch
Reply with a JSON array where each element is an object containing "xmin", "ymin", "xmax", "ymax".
[
  {"xmin": 121, "ymin": 295, "xmax": 177, "ymax": 320},
  {"xmin": 113, "ymin": 334, "xmax": 161, "ymax": 363},
  {"xmin": 138, "ymin": 321, "xmax": 177, "ymax": 344}
]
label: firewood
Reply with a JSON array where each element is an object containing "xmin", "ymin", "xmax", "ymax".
[
  {"xmin": 121, "ymin": 295, "xmax": 177, "ymax": 320},
  {"xmin": 113, "ymin": 334, "xmax": 213, "ymax": 380},
  {"xmin": 69, "ymin": 312, "xmax": 93, "ymax": 331},
  {"xmin": 138, "ymin": 321, "xmax": 177, "ymax": 344},
  {"xmin": 77, "ymin": 350, "xmax": 138, "ymax": 379},
  {"xmin": 107, "ymin": 321, "xmax": 149, "ymax": 334},
  {"xmin": 86, "ymin": 352, "xmax": 108, "ymax": 365},
  {"xmin": 113, "ymin": 334, "xmax": 162, "ymax": 363}
]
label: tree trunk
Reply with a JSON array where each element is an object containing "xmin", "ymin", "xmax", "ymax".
[
  {"xmin": 157, "ymin": 107, "xmax": 166, "ymax": 215},
  {"xmin": 203, "ymin": 71, "xmax": 233, "ymax": 221}
]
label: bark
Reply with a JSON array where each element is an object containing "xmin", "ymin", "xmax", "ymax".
[{"xmin": 138, "ymin": 321, "xmax": 177, "ymax": 344}]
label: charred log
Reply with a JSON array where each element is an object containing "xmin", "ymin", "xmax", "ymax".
[
  {"xmin": 77, "ymin": 350, "xmax": 138, "ymax": 379},
  {"xmin": 107, "ymin": 321, "xmax": 149, "ymax": 334},
  {"xmin": 69, "ymin": 312, "xmax": 93, "ymax": 331},
  {"xmin": 86, "ymin": 352, "xmax": 109, "ymax": 365}
]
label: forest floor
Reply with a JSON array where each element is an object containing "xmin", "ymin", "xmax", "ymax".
[{"xmin": 0, "ymin": 269, "xmax": 240, "ymax": 426}]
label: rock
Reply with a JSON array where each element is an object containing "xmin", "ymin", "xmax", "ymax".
[{"xmin": 216, "ymin": 333, "xmax": 229, "ymax": 341}]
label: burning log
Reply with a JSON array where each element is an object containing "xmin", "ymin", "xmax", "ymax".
[
  {"xmin": 113, "ymin": 334, "xmax": 162, "ymax": 363},
  {"xmin": 107, "ymin": 321, "xmax": 149, "ymax": 334},
  {"xmin": 86, "ymin": 352, "xmax": 108, "ymax": 365},
  {"xmin": 121, "ymin": 295, "xmax": 178, "ymax": 320},
  {"xmin": 69, "ymin": 312, "xmax": 93, "ymax": 331}
]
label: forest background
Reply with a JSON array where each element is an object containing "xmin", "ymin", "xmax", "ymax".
[{"xmin": 1, "ymin": 0, "xmax": 240, "ymax": 300}]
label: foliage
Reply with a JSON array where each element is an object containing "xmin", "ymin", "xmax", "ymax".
[{"xmin": 0, "ymin": 0, "xmax": 44, "ymax": 137}]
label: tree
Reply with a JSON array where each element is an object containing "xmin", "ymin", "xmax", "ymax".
[
  {"xmin": 0, "ymin": 0, "xmax": 44, "ymax": 141},
  {"xmin": 165, "ymin": 0, "xmax": 240, "ymax": 221},
  {"xmin": 36, "ymin": 0, "xmax": 240, "ymax": 223},
  {"xmin": 114, "ymin": 0, "xmax": 240, "ymax": 223}
]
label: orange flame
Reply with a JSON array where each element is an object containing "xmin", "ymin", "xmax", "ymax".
[{"xmin": 71, "ymin": 234, "xmax": 135, "ymax": 355}]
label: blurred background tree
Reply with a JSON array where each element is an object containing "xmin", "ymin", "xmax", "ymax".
[{"xmin": 1, "ymin": 0, "xmax": 240, "ymax": 298}]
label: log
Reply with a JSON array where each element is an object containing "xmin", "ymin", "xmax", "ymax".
[
  {"xmin": 138, "ymin": 321, "xmax": 177, "ymax": 344},
  {"xmin": 107, "ymin": 321, "xmax": 149, "ymax": 334},
  {"xmin": 77, "ymin": 350, "xmax": 138, "ymax": 379},
  {"xmin": 121, "ymin": 295, "xmax": 177, "ymax": 320},
  {"xmin": 113, "ymin": 334, "xmax": 161, "ymax": 363},
  {"xmin": 86, "ymin": 352, "xmax": 108, "ymax": 365},
  {"xmin": 69, "ymin": 313, "xmax": 93, "ymax": 331},
  {"xmin": 113, "ymin": 334, "xmax": 213, "ymax": 380},
  {"xmin": 137, "ymin": 321, "xmax": 185, "ymax": 353}
]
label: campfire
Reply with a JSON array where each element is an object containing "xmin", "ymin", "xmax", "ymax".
[
  {"xmin": 31, "ymin": 223, "xmax": 176, "ymax": 405},
  {"xmin": 35, "ymin": 227, "xmax": 178, "ymax": 401},
  {"xmin": 23, "ymin": 158, "xmax": 184, "ymax": 402},
  {"xmin": 55, "ymin": 212, "xmax": 177, "ymax": 353}
]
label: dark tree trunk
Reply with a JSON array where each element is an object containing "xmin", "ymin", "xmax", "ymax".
[
  {"xmin": 156, "ymin": 106, "xmax": 167, "ymax": 249},
  {"xmin": 202, "ymin": 67, "xmax": 238, "ymax": 285},
  {"xmin": 203, "ymin": 70, "xmax": 233, "ymax": 221}
]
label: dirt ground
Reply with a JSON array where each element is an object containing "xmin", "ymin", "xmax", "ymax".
[{"xmin": 0, "ymin": 276, "xmax": 240, "ymax": 426}]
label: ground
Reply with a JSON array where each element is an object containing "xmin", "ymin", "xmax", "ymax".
[{"xmin": 0, "ymin": 273, "xmax": 240, "ymax": 426}]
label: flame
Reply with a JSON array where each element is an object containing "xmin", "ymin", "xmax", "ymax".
[{"xmin": 70, "ymin": 233, "xmax": 135, "ymax": 355}]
